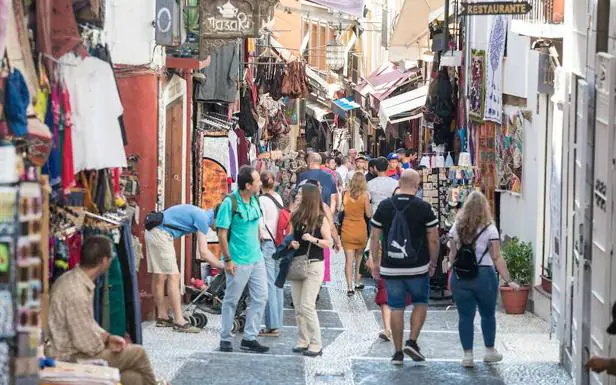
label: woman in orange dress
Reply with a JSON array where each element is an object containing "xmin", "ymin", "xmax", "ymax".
[{"xmin": 341, "ymin": 172, "xmax": 372, "ymax": 296}]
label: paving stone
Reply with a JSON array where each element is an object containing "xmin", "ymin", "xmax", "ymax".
[
  {"xmin": 371, "ymin": 309, "xmax": 461, "ymax": 331},
  {"xmin": 285, "ymin": 285, "xmax": 334, "ymax": 311},
  {"xmin": 350, "ymin": 359, "xmax": 572, "ymax": 385},
  {"xmin": 284, "ymin": 309, "xmax": 344, "ymax": 328},
  {"xmin": 171, "ymin": 353, "xmax": 305, "ymax": 385}
]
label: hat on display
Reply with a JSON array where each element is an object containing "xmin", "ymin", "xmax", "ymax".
[
  {"xmin": 387, "ymin": 153, "xmax": 398, "ymax": 160},
  {"xmin": 607, "ymin": 302, "xmax": 616, "ymax": 335}
]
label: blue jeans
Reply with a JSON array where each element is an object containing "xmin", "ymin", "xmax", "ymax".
[
  {"xmin": 384, "ymin": 274, "xmax": 430, "ymax": 309},
  {"xmin": 450, "ymin": 266, "xmax": 498, "ymax": 351},
  {"xmin": 220, "ymin": 260, "xmax": 268, "ymax": 342},
  {"xmin": 262, "ymin": 240, "xmax": 283, "ymax": 329}
]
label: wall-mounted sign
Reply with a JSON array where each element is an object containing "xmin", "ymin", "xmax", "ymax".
[
  {"xmin": 461, "ymin": 1, "xmax": 532, "ymax": 15},
  {"xmin": 199, "ymin": 0, "xmax": 278, "ymax": 57}
]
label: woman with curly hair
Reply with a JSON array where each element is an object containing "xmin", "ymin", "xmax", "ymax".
[
  {"xmin": 447, "ymin": 191, "xmax": 519, "ymax": 368},
  {"xmin": 340, "ymin": 171, "xmax": 372, "ymax": 296}
]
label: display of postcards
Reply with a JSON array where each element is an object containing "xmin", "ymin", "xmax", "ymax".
[
  {"xmin": 16, "ymin": 308, "xmax": 40, "ymax": 332},
  {"xmin": 0, "ymin": 290, "xmax": 14, "ymax": 338},
  {"xmin": 0, "ymin": 243, "xmax": 9, "ymax": 281},
  {"xmin": 18, "ymin": 183, "xmax": 42, "ymax": 222},
  {"xmin": 17, "ymin": 262, "xmax": 42, "ymax": 283},
  {"xmin": 17, "ymin": 238, "xmax": 41, "ymax": 266},
  {"xmin": 0, "ymin": 341, "xmax": 8, "ymax": 385},
  {"xmin": 0, "ymin": 187, "xmax": 18, "ymax": 233},
  {"xmin": 16, "ymin": 280, "xmax": 40, "ymax": 309},
  {"xmin": 425, "ymin": 183, "xmax": 433, "ymax": 190},
  {"xmin": 16, "ymin": 332, "xmax": 38, "ymax": 358},
  {"xmin": 15, "ymin": 357, "xmax": 39, "ymax": 376}
]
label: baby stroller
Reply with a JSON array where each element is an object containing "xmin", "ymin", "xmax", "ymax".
[{"xmin": 185, "ymin": 271, "xmax": 249, "ymax": 333}]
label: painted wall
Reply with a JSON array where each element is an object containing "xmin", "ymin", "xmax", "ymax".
[
  {"xmin": 502, "ymin": 32, "xmax": 530, "ymax": 98},
  {"xmin": 104, "ymin": 0, "xmax": 162, "ymax": 67},
  {"xmin": 116, "ymin": 74, "xmax": 159, "ymax": 300},
  {"xmin": 273, "ymin": 0, "xmax": 302, "ymax": 56}
]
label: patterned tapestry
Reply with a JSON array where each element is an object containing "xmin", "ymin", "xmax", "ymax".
[
  {"xmin": 473, "ymin": 121, "xmax": 496, "ymax": 215},
  {"xmin": 469, "ymin": 49, "xmax": 486, "ymax": 122},
  {"xmin": 484, "ymin": 16, "xmax": 507, "ymax": 124},
  {"xmin": 496, "ymin": 106, "xmax": 530, "ymax": 193}
]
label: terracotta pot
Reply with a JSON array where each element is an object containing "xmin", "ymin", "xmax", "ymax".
[
  {"xmin": 500, "ymin": 286, "xmax": 530, "ymax": 314},
  {"xmin": 541, "ymin": 275, "xmax": 552, "ymax": 294}
]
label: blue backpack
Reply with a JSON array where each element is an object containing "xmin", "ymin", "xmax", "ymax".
[{"xmin": 385, "ymin": 199, "xmax": 421, "ymax": 266}]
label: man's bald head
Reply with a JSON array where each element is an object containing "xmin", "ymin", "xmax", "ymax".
[
  {"xmin": 399, "ymin": 169, "xmax": 420, "ymax": 191},
  {"xmin": 307, "ymin": 152, "xmax": 322, "ymax": 167}
]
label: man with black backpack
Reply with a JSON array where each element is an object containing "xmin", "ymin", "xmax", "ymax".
[{"xmin": 370, "ymin": 169, "xmax": 440, "ymax": 365}]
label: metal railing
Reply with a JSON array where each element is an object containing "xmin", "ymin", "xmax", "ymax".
[{"xmin": 513, "ymin": 0, "xmax": 564, "ymax": 24}]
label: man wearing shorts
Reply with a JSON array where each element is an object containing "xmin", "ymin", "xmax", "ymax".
[
  {"xmin": 145, "ymin": 204, "xmax": 223, "ymax": 333},
  {"xmin": 370, "ymin": 170, "xmax": 439, "ymax": 365}
]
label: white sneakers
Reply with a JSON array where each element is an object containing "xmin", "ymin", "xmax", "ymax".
[
  {"xmin": 461, "ymin": 348, "xmax": 503, "ymax": 368},
  {"xmin": 483, "ymin": 348, "xmax": 504, "ymax": 363}
]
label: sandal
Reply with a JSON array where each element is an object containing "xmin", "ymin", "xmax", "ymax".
[
  {"xmin": 259, "ymin": 328, "xmax": 281, "ymax": 337},
  {"xmin": 173, "ymin": 322, "xmax": 200, "ymax": 333},
  {"xmin": 379, "ymin": 329, "xmax": 392, "ymax": 342},
  {"xmin": 355, "ymin": 283, "xmax": 365, "ymax": 290},
  {"xmin": 347, "ymin": 290, "xmax": 355, "ymax": 297},
  {"xmin": 156, "ymin": 318, "xmax": 173, "ymax": 328}
]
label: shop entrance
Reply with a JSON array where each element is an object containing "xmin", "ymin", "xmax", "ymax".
[{"xmin": 165, "ymin": 97, "xmax": 184, "ymax": 261}]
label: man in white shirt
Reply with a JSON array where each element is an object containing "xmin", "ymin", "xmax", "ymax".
[
  {"xmin": 368, "ymin": 157, "xmax": 399, "ymax": 213},
  {"xmin": 258, "ymin": 171, "xmax": 284, "ymax": 336},
  {"xmin": 336, "ymin": 156, "xmax": 352, "ymax": 189}
]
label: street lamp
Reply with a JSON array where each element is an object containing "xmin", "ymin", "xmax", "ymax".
[{"xmin": 326, "ymin": 35, "xmax": 345, "ymax": 71}]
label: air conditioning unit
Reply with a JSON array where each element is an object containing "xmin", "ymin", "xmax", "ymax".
[{"xmin": 155, "ymin": 0, "xmax": 182, "ymax": 46}]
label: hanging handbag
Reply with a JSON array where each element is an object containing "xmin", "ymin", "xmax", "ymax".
[{"xmin": 287, "ymin": 226, "xmax": 315, "ymax": 281}]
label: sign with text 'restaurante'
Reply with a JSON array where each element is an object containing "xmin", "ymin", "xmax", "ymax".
[{"xmin": 461, "ymin": 1, "xmax": 532, "ymax": 15}]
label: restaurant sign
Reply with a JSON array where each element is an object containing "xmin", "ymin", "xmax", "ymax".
[
  {"xmin": 461, "ymin": 1, "xmax": 532, "ymax": 15},
  {"xmin": 200, "ymin": 0, "xmax": 278, "ymax": 56}
]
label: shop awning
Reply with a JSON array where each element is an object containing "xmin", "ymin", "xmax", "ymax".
[
  {"xmin": 305, "ymin": 100, "xmax": 333, "ymax": 121},
  {"xmin": 304, "ymin": 0, "xmax": 365, "ymax": 17},
  {"xmin": 333, "ymin": 97, "xmax": 361, "ymax": 111},
  {"xmin": 379, "ymin": 85, "xmax": 429, "ymax": 128},
  {"xmin": 390, "ymin": 0, "xmax": 444, "ymax": 47},
  {"xmin": 356, "ymin": 62, "xmax": 421, "ymax": 102}
]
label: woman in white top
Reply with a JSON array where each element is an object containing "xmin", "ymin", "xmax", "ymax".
[{"xmin": 447, "ymin": 191, "xmax": 519, "ymax": 368}]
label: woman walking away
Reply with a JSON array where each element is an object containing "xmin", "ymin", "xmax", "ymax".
[
  {"xmin": 447, "ymin": 191, "xmax": 520, "ymax": 368},
  {"xmin": 287, "ymin": 183, "xmax": 332, "ymax": 357},
  {"xmin": 341, "ymin": 172, "xmax": 372, "ymax": 296}
]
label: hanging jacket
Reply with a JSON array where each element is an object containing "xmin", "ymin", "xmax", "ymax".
[{"xmin": 274, "ymin": 235, "xmax": 298, "ymax": 288}]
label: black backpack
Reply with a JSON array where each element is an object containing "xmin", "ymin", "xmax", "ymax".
[
  {"xmin": 144, "ymin": 211, "xmax": 183, "ymax": 232},
  {"xmin": 384, "ymin": 199, "xmax": 421, "ymax": 267},
  {"xmin": 453, "ymin": 225, "xmax": 490, "ymax": 279}
]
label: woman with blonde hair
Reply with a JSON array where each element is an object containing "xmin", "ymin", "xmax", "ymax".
[
  {"xmin": 287, "ymin": 183, "xmax": 332, "ymax": 357},
  {"xmin": 340, "ymin": 171, "xmax": 372, "ymax": 296},
  {"xmin": 447, "ymin": 191, "xmax": 519, "ymax": 368}
]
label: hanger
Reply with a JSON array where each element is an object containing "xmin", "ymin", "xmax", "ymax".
[{"xmin": 84, "ymin": 211, "xmax": 122, "ymax": 226}]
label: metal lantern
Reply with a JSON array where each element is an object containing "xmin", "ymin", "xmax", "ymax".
[{"xmin": 326, "ymin": 36, "xmax": 345, "ymax": 71}]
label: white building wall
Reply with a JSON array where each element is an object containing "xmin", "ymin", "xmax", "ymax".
[{"xmin": 104, "ymin": 0, "xmax": 164, "ymax": 67}]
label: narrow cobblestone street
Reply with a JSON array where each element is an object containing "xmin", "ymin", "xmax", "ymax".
[{"xmin": 144, "ymin": 251, "xmax": 572, "ymax": 385}]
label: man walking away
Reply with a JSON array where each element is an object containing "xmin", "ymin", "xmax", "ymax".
[
  {"xmin": 366, "ymin": 158, "xmax": 378, "ymax": 183},
  {"xmin": 337, "ymin": 156, "xmax": 352, "ymax": 188},
  {"xmin": 145, "ymin": 204, "xmax": 224, "ymax": 333},
  {"xmin": 370, "ymin": 169, "xmax": 439, "ymax": 365},
  {"xmin": 47, "ymin": 236, "xmax": 158, "ymax": 385},
  {"xmin": 298, "ymin": 152, "xmax": 338, "ymax": 213},
  {"xmin": 367, "ymin": 157, "xmax": 399, "ymax": 213},
  {"xmin": 217, "ymin": 166, "xmax": 269, "ymax": 353},
  {"xmin": 259, "ymin": 171, "xmax": 284, "ymax": 337}
]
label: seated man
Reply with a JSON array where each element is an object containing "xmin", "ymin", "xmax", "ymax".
[{"xmin": 46, "ymin": 235, "xmax": 157, "ymax": 385}]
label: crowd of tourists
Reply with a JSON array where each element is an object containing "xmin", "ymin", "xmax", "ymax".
[{"xmin": 42, "ymin": 146, "xmax": 616, "ymax": 385}]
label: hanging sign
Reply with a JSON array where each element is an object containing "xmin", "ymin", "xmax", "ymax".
[
  {"xmin": 461, "ymin": 1, "xmax": 532, "ymax": 15},
  {"xmin": 199, "ymin": 0, "xmax": 278, "ymax": 57}
]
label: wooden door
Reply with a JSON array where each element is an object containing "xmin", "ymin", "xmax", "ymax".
[{"xmin": 165, "ymin": 98, "xmax": 184, "ymax": 262}]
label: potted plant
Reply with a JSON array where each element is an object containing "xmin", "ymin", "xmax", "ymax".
[
  {"xmin": 541, "ymin": 260, "xmax": 552, "ymax": 294},
  {"xmin": 500, "ymin": 237, "xmax": 533, "ymax": 314}
]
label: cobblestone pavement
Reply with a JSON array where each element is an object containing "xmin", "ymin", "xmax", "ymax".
[{"xmin": 143, "ymin": 251, "xmax": 572, "ymax": 385}]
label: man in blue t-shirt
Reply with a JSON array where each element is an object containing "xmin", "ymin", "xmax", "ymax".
[
  {"xmin": 297, "ymin": 152, "xmax": 338, "ymax": 212},
  {"xmin": 145, "ymin": 204, "xmax": 223, "ymax": 334}
]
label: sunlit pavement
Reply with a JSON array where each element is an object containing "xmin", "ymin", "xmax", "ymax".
[{"xmin": 143, "ymin": 250, "xmax": 572, "ymax": 385}]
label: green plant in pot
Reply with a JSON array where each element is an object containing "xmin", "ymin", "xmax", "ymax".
[{"xmin": 500, "ymin": 237, "xmax": 533, "ymax": 314}]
